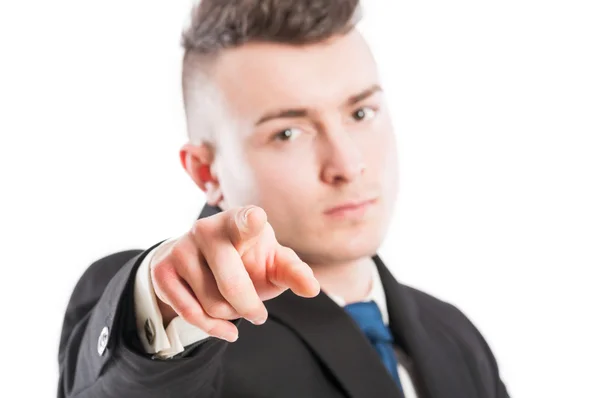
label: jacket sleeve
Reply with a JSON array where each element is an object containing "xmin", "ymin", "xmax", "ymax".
[{"xmin": 57, "ymin": 242, "xmax": 231, "ymax": 398}]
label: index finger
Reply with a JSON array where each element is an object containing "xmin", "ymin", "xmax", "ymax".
[{"xmin": 269, "ymin": 246, "xmax": 320, "ymax": 298}]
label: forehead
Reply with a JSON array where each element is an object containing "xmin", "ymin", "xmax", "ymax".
[{"xmin": 212, "ymin": 30, "xmax": 380, "ymax": 122}]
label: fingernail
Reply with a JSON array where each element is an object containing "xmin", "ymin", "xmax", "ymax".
[
  {"xmin": 248, "ymin": 314, "xmax": 268, "ymax": 325},
  {"xmin": 218, "ymin": 332, "xmax": 238, "ymax": 343},
  {"xmin": 242, "ymin": 206, "xmax": 254, "ymax": 225}
]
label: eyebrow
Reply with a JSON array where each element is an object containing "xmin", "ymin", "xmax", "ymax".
[
  {"xmin": 347, "ymin": 84, "xmax": 382, "ymax": 106},
  {"xmin": 254, "ymin": 84, "xmax": 383, "ymax": 126}
]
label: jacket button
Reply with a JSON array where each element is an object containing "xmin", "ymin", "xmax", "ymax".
[{"xmin": 97, "ymin": 326, "xmax": 109, "ymax": 356}]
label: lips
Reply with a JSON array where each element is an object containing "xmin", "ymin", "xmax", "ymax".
[{"xmin": 324, "ymin": 198, "xmax": 378, "ymax": 216}]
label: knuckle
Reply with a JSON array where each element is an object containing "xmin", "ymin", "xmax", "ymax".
[
  {"xmin": 280, "ymin": 246, "xmax": 294, "ymax": 257},
  {"xmin": 178, "ymin": 306, "xmax": 204, "ymax": 325},
  {"xmin": 278, "ymin": 246, "xmax": 301, "ymax": 266},
  {"xmin": 170, "ymin": 243, "xmax": 191, "ymax": 268},
  {"xmin": 151, "ymin": 262, "xmax": 177, "ymax": 284},
  {"xmin": 219, "ymin": 275, "xmax": 249, "ymax": 297},
  {"xmin": 238, "ymin": 304, "xmax": 266, "ymax": 321},
  {"xmin": 204, "ymin": 301, "xmax": 234, "ymax": 319},
  {"xmin": 205, "ymin": 323, "xmax": 224, "ymax": 337},
  {"xmin": 190, "ymin": 219, "xmax": 216, "ymax": 240}
]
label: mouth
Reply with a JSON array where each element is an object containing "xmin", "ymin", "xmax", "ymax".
[{"xmin": 324, "ymin": 198, "xmax": 378, "ymax": 218}]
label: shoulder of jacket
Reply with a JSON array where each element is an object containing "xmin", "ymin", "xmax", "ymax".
[
  {"xmin": 68, "ymin": 249, "xmax": 144, "ymax": 305},
  {"xmin": 403, "ymin": 284, "xmax": 501, "ymax": 375}
]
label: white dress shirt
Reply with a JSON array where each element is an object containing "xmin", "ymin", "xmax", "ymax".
[{"xmin": 134, "ymin": 242, "xmax": 418, "ymax": 398}]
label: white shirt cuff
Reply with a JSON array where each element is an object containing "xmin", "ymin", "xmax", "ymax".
[{"xmin": 133, "ymin": 238, "xmax": 211, "ymax": 358}]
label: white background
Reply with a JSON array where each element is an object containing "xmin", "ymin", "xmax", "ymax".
[{"xmin": 1, "ymin": 1, "xmax": 599, "ymax": 396}]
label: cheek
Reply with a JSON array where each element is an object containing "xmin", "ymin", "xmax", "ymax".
[
  {"xmin": 362, "ymin": 121, "xmax": 397, "ymax": 172},
  {"xmin": 218, "ymin": 160, "xmax": 256, "ymax": 207},
  {"xmin": 360, "ymin": 121, "xmax": 399, "ymax": 200},
  {"xmin": 381, "ymin": 132, "xmax": 399, "ymax": 186},
  {"xmin": 382, "ymin": 129, "xmax": 399, "ymax": 172},
  {"xmin": 251, "ymin": 151, "xmax": 317, "ymax": 203},
  {"xmin": 215, "ymin": 140, "xmax": 260, "ymax": 207},
  {"xmin": 381, "ymin": 132, "xmax": 400, "ymax": 199}
]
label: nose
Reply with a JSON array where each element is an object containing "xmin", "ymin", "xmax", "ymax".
[{"xmin": 320, "ymin": 132, "xmax": 366, "ymax": 185}]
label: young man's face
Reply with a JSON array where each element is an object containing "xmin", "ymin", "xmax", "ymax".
[{"xmin": 204, "ymin": 29, "xmax": 398, "ymax": 265}]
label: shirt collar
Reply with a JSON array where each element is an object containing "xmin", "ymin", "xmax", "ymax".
[{"xmin": 326, "ymin": 259, "xmax": 390, "ymax": 325}]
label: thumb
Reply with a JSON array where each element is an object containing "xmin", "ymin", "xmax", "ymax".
[{"xmin": 227, "ymin": 205, "xmax": 268, "ymax": 251}]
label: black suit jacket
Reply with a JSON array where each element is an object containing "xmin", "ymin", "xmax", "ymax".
[{"xmin": 58, "ymin": 205, "xmax": 509, "ymax": 398}]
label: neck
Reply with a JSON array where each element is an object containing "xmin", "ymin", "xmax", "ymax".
[{"xmin": 310, "ymin": 256, "xmax": 374, "ymax": 304}]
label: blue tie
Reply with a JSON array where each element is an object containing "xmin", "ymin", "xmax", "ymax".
[{"xmin": 344, "ymin": 301, "xmax": 404, "ymax": 395}]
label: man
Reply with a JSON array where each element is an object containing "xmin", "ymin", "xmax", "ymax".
[{"xmin": 58, "ymin": 0, "xmax": 509, "ymax": 397}]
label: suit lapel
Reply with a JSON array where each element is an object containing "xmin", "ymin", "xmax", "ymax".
[
  {"xmin": 197, "ymin": 203, "xmax": 222, "ymax": 220},
  {"xmin": 266, "ymin": 290, "xmax": 404, "ymax": 398},
  {"xmin": 374, "ymin": 256, "xmax": 479, "ymax": 398}
]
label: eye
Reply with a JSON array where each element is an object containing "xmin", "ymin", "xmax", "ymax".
[
  {"xmin": 351, "ymin": 106, "xmax": 376, "ymax": 122},
  {"xmin": 273, "ymin": 128, "xmax": 302, "ymax": 141}
]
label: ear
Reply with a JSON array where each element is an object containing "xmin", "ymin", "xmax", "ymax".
[{"xmin": 180, "ymin": 142, "xmax": 223, "ymax": 206}]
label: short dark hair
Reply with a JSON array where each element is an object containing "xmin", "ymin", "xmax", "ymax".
[
  {"xmin": 181, "ymin": 0, "xmax": 362, "ymax": 145},
  {"xmin": 182, "ymin": 0, "xmax": 362, "ymax": 55}
]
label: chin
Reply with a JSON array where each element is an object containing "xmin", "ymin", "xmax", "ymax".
[
  {"xmin": 309, "ymin": 232, "xmax": 383, "ymax": 265},
  {"xmin": 286, "ymin": 215, "xmax": 390, "ymax": 265},
  {"xmin": 342, "ymin": 238, "xmax": 381, "ymax": 260}
]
